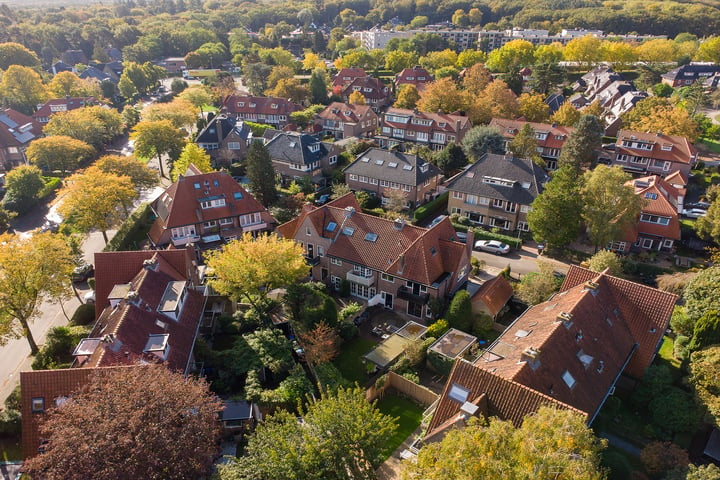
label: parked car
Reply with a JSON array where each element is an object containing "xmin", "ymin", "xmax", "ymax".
[
  {"xmin": 686, "ymin": 201, "xmax": 711, "ymax": 210},
  {"xmin": 682, "ymin": 208, "xmax": 708, "ymax": 219},
  {"xmin": 429, "ymin": 215, "xmax": 448, "ymax": 228},
  {"xmin": 72, "ymin": 263, "xmax": 94, "ymax": 283},
  {"xmin": 454, "ymin": 231, "xmax": 468, "ymax": 243},
  {"xmin": 474, "ymin": 240, "xmax": 511, "ymax": 255},
  {"xmin": 316, "ymin": 194, "xmax": 330, "ymax": 205},
  {"xmin": 83, "ymin": 290, "xmax": 96, "ymax": 304}
]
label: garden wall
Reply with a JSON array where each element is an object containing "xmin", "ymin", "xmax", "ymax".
[{"xmin": 366, "ymin": 371, "xmax": 439, "ymax": 407}]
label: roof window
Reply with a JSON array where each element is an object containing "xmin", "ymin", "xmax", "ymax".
[
  {"xmin": 364, "ymin": 232, "xmax": 378, "ymax": 242},
  {"xmin": 448, "ymin": 383, "xmax": 470, "ymax": 403},
  {"xmin": 326, "ymin": 222, "xmax": 337, "ymax": 232}
]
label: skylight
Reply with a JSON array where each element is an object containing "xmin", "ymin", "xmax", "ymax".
[
  {"xmin": 361, "ymin": 157, "xmax": 370, "ymax": 162},
  {"xmin": 233, "ymin": 192, "xmax": 243, "ymax": 200},
  {"xmin": 403, "ymin": 165, "xmax": 413, "ymax": 170},
  {"xmin": 342, "ymin": 226, "xmax": 355, "ymax": 236},
  {"xmin": 562, "ymin": 370, "xmax": 576, "ymax": 389},
  {"xmin": 364, "ymin": 232, "xmax": 378, "ymax": 242},
  {"xmin": 388, "ymin": 162, "xmax": 398, "ymax": 168},
  {"xmin": 448, "ymin": 383, "xmax": 469, "ymax": 403},
  {"xmin": 375, "ymin": 160, "xmax": 384, "ymax": 165},
  {"xmin": 326, "ymin": 222, "xmax": 337, "ymax": 232}
]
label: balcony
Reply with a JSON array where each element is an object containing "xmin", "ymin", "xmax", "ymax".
[
  {"xmin": 304, "ymin": 255, "xmax": 320, "ymax": 266},
  {"xmin": 397, "ymin": 286, "xmax": 430, "ymax": 304},
  {"xmin": 346, "ymin": 271, "xmax": 375, "ymax": 287},
  {"xmin": 241, "ymin": 222, "xmax": 268, "ymax": 232},
  {"xmin": 171, "ymin": 234, "xmax": 200, "ymax": 246}
]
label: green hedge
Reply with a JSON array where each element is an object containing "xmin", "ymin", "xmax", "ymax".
[
  {"xmin": 104, "ymin": 203, "xmax": 151, "ymax": 252},
  {"xmin": 39, "ymin": 176, "xmax": 62, "ymax": 199},
  {"xmin": 413, "ymin": 192, "xmax": 449, "ymax": 222},
  {"xmin": 71, "ymin": 304, "xmax": 97, "ymax": 326},
  {"xmin": 472, "ymin": 228, "xmax": 522, "ymax": 249}
]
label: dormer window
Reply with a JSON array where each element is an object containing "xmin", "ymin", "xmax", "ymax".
[
  {"xmin": 271, "ymin": 103, "xmax": 278, "ymax": 109},
  {"xmin": 249, "ymin": 103, "xmax": 256, "ymax": 108},
  {"xmin": 309, "ymin": 143, "xmax": 320, "ymax": 153},
  {"xmin": 237, "ymin": 102, "xmax": 245, "ymax": 107}
]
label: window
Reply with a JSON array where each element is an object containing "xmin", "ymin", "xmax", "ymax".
[
  {"xmin": 517, "ymin": 221, "xmax": 529, "ymax": 231},
  {"xmin": 448, "ymin": 384, "xmax": 469, "ymax": 403},
  {"xmin": 492, "ymin": 198, "xmax": 504, "ymax": 208},
  {"xmin": 200, "ymin": 198, "xmax": 226, "ymax": 209},
  {"xmin": 219, "ymin": 218, "xmax": 233, "ymax": 225},
  {"xmin": 562, "ymin": 370, "xmax": 576, "ymax": 389},
  {"xmin": 644, "ymin": 192, "xmax": 657, "ymax": 200},
  {"xmin": 465, "ymin": 194, "xmax": 478, "ymax": 205},
  {"xmin": 233, "ymin": 192, "xmax": 243, "ymax": 200},
  {"xmin": 317, "ymin": 246, "xmax": 324, "ymax": 256},
  {"xmin": 640, "ymin": 214, "xmax": 670, "ymax": 225},
  {"xmin": 32, "ymin": 397, "xmax": 45, "ymax": 413},
  {"xmin": 171, "ymin": 225, "xmax": 196, "ymax": 239},
  {"xmin": 239, "ymin": 212, "xmax": 262, "ymax": 226},
  {"xmin": 331, "ymin": 257, "xmax": 342, "ymax": 266},
  {"xmin": 608, "ymin": 241, "xmax": 626, "ymax": 251},
  {"xmin": 349, "ymin": 174, "xmax": 358, "ymax": 181},
  {"xmin": 342, "ymin": 226, "xmax": 355, "ymax": 236},
  {"xmin": 331, "ymin": 275, "xmax": 341, "ymax": 290},
  {"xmin": 364, "ymin": 232, "xmax": 378, "ymax": 242},
  {"xmin": 479, "ymin": 197, "xmax": 490, "ymax": 205},
  {"xmin": 642, "ymin": 238, "xmax": 654, "ymax": 249},
  {"xmin": 520, "ymin": 205, "xmax": 530, "ymax": 213},
  {"xmin": 228, "ymin": 142, "xmax": 241, "ymax": 150},
  {"xmin": 326, "ymin": 222, "xmax": 337, "ymax": 232},
  {"xmin": 381, "ymin": 273, "xmax": 394, "ymax": 282},
  {"xmin": 193, "ymin": 183, "xmax": 201, "ymax": 189},
  {"xmin": 353, "ymin": 265, "xmax": 373, "ymax": 277},
  {"xmin": 204, "ymin": 220, "xmax": 217, "ymax": 228},
  {"xmin": 306, "ymin": 227, "xmax": 311, "ymax": 236},
  {"xmin": 663, "ymin": 239, "xmax": 674, "ymax": 248},
  {"xmin": 329, "ymin": 155, "xmax": 337, "ymax": 165},
  {"xmin": 370, "ymin": 178, "xmax": 378, "ymax": 185}
]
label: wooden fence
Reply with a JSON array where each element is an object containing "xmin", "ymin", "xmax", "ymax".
[{"xmin": 366, "ymin": 371, "xmax": 439, "ymax": 407}]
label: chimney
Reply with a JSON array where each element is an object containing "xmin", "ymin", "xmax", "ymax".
[
  {"xmin": 344, "ymin": 206, "xmax": 355, "ymax": 218},
  {"xmin": 393, "ymin": 218, "xmax": 405, "ymax": 230},
  {"xmin": 398, "ymin": 254, "xmax": 405, "ymax": 274}
]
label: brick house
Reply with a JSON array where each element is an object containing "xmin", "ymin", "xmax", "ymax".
[
  {"xmin": 277, "ymin": 194, "xmax": 472, "ymax": 321},
  {"xmin": 378, "ymin": 108, "xmax": 471, "ymax": 151},
  {"xmin": 148, "ymin": 165, "xmax": 275, "ymax": 248},
  {"xmin": 314, "ymin": 102, "xmax": 378, "ymax": 139},
  {"xmin": 425, "ymin": 266, "xmax": 677, "ymax": 441},
  {"xmin": 340, "ymin": 76, "xmax": 391, "ymax": 112},
  {"xmin": 265, "ymin": 131, "xmax": 341, "ymax": 188},
  {"xmin": 343, "ymin": 148, "xmax": 442, "ymax": 208},
  {"xmin": 220, "ymin": 95, "xmax": 301, "ymax": 129},
  {"xmin": 33, "ymin": 96, "xmax": 98, "ymax": 124},
  {"xmin": 195, "ymin": 114, "xmax": 252, "ymax": 166},
  {"xmin": 394, "ymin": 66, "xmax": 433, "ymax": 92},
  {"xmin": 0, "ymin": 108, "xmax": 43, "ymax": 172},
  {"xmin": 332, "ymin": 67, "xmax": 369, "ymax": 89},
  {"xmin": 489, "ymin": 118, "xmax": 574, "ymax": 170},
  {"xmin": 611, "ymin": 130, "xmax": 697, "ymax": 178},
  {"xmin": 608, "ymin": 174, "xmax": 684, "ymax": 254},
  {"xmin": 446, "ymin": 153, "xmax": 548, "ymax": 232},
  {"xmin": 662, "ymin": 63, "xmax": 720, "ymax": 88}
]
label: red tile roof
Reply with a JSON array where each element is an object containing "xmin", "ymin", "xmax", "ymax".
[
  {"xmin": 221, "ymin": 95, "xmax": 301, "ymax": 117},
  {"xmin": 489, "ymin": 118, "xmax": 574, "ymax": 150},
  {"xmin": 561, "ymin": 265, "xmax": 677, "ymax": 378},
  {"xmin": 665, "ymin": 170, "xmax": 688, "ymax": 188},
  {"xmin": 394, "ymin": 66, "xmax": 433, "ymax": 88},
  {"xmin": 0, "ymin": 109, "xmax": 43, "ymax": 147},
  {"xmin": 341, "ymin": 76, "xmax": 390, "ymax": 101},
  {"xmin": 616, "ymin": 130, "xmax": 696, "ymax": 166},
  {"xmin": 332, "ymin": 68, "xmax": 368, "ymax": 87},
  {"xmin": 471, "ymin": 275, "xmax": 514, "ymax": 317},
  {"xmin": 32, "ymin": 97, "xmax": 97, "ymax": 120},
  {"xmin": 383, "ymin": 108, "xmax": 471, "ymax": 134},
  {"xmin": 316, "ymin": 102, "xmax": 374, "ymax": 123},
  {"xmin": 627, "ymin": 175, "xmax": 682, "ymax": 241}
]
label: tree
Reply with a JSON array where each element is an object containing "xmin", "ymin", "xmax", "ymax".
[
  {"xmin": 385, "ymin": 51, "xmax": 418, "ymax": 73},
  {"xmin": 550, "ymin": 102, "xmax": 581, "ymax": 126},
  {"xmin": 0, "ymin": 42, "xmax": 40, "ymax": 69},
  {"xmin": 171, "ymin": 143, "xmax": 213, "ymax": 181},
  {"xmin": 57, "ymin": 167, "xmax": 137, "ymax": 244},
  {"xmin": 348, "ymin": 90, "xmax": 366, "ymax": 105},
  {"xmin": 118, "ymin": 61, "xmax": 163, "ymax": 97},
  {"xmin": 0, "ymin": 65, "xmax": 47, "ymax": 114},
  {"xmin": 508, "ymin": 123, "xmax": 543, "ymax": 166},
  {"xmin": 689, "ymin": 345, "xmax": 720, "ymax": 427},
  {"xmin": 486, "ymin": 39, "xmax": 535, "ymax": 72},
  {"xmin": 587, "ymin": 249, "xmax": 623, "ymax": 276},
  {"xmin": 394, "ymin": 84, "xmax": 421, "ymax": 110},
  {"xmin": 527, "ymin": 166, "xmax": 583, "ymax": 248},
  {"xmin": 267, "ymin": 78, "xmax": 310, "ymax": 104},
  {"xmin": 622, "ymin": 97, "xmax": 699, "ymax": 141},
  {"xmin": 46, "ymin": 71, "xmax": 101, "ymax": 98},
  {"xmin": 299, "ymin": 322, "xmax": 339, "ymax": 365},
  {"xmin": 245, "ymin": 141, "xmax": 277, "ymax": 207},
  {"xmin": 688, "ymin": 310, "xmax": 720, "ymax": 352},
  {"xmin": 434, "ymin": 142, "xmax": 467, "ymax": 176},
  {"xmin": 445, "ymin": 290, "xmax": 472, "ymax": 332},
  {"xmin": 22, "ymin": 364, "xmax": 222, "ymax": 480},
  {"xmin": 517, "ymin": 261, "xmax": 562, "ymax": 305},
  {"xmin": 558, "ymin": 115, "xmax": 604, "ymax": 172},
  {"xmin": 696, "ymin": 36, "xmax": 720, "ymax": 63},
  {"xmin": 26, "ymin": 136, "xmax": 95, "ymax": 176},
  {"xmin": 44, "ymin": 106, "xmax": 123, "ymax": 150},
  {"xmin": 564, "ymin": 35, "xmax": 603, "ymax": 68},
  {"xmin": 456, "ymin": 50, "xmax": 486, "ymax": 69},
  {"xmin": 518, "ymin": 93, "xmax": 550, "ymax": 122},
  {"xmin": 405, "ymin": 406, "xmax": 607, "ymax": 480},
  {"xmin": 462, "ymin": 126, "xmax": 505, "ymax": 161},
  {"xmin": 581, "ymin": 165, "xmax": 644, "ymax": 251},
  {"xmin": 131, "ymin": 120, "xmax": 186, "ymax": 178},
  {"xmin": 528, "ymin": 62, "xmax": 567, "ymax": 95},
  {"xmin": 640, "ymin": 442, "xmax": 689, "ymax": 478},
  {"xmin": 417, "ymin": 77, "xmax": 469, "ymax": 114},
  {"xmin": 141, "ymin": 98, "xmax": 197, "ymax": 129},
  {"xmin": 468, "ymin": 80, "xmax": 519, "ymax": 123},
  {"xmin": 178, "ymin": 85, "xmax": 213, "ymax": 117},
  {"xmin": 2, "ymin": 164, "xmax": 44, "ymax": 212},
  {"xmin": 94, "ymin": 155, "xmax": 158, "ymax": 190},
  {"xmin": 244, "ymin": 328, "xmax": 294, "ymax": 374},
  {"xmin": 649, "ymin": 386, "xmax": 701, "ymax": 435},
  {"xmin": 309, "ymin": 67, "xmax": 329, "ymax": 105},
  {"xmin": 683, "ymin": 266, "xmax": 720, "ymax": 324},
  {"xmin": 461, "ymin": 63, "xmax": 493, "ymax": 95},
  {"xmin": 302, "ymin": 52, "xmax": 324, "ymax": 72},
  {"xmin": 205, "ymin": 233, "xmax": 306, "ymax": 311},
  {"xmin": 636, "ymin": 39, "xmax": 679, "ymax": 65},
  {"xmin": 217, "ymin": 387, "xmax": 397, "ymax": 480},
  {"xmin": 0, "ymin": 232, "xmax": 74, "ymax": 355},
  {"xmin": 419, "ymin": 49, "xmax": 458, "ymax": 74},
  {"xmin": 600, "ymin": 41, "xmax": 638, "ymax": 70},
  {"xmin": 696, "ymin": 201, "xmax": 720, "ymax": 244}
]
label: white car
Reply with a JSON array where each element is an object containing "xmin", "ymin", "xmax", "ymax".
[
  {"xmin": 83, "ymin": 290, "xmax": 95, "ymax": 304},
  {"xmin": 682, "ymin": 208, "xmax": 708, "ymax": 219},
  {"xmin": 474, "ymin": 240, "xmax": 511, "ymax": 255}
]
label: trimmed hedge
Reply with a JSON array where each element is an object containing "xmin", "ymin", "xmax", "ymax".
[
  {"xmin": 39, "ymin": 176, "xmax": 62, "ymax": 199},
  {"xmin": 71, "ymin": 304, "xmax": 97, "ymax": 326},
  {"xmin": 413, "ymin": 191, "xmax": 449, "ymax": 222},
  {"xmin": 104, "ymin": 203, "xmax": 151, "ymax": 252},
  {"xmin": 473, "ymin": 228, "xmax": 522, "ymax": 249}
]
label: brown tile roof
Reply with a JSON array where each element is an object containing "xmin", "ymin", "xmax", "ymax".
[
  {"xmin": 427, "ymin": 360, "xmax": 585, "ymax": 437},
  {"xmin": 32, "ymin": 97, "xmax": 97, "ymax": 120},
  {"xmin": 665, "ymin": 170, "xmax": 688, "ymax": 187},
  {"xmin": 20, "ymin": 365, "xmax": 137, "ymax": 459},
  {"xmin": 471, "ymin": 275, "xmax": 514, "ymax": 317},
  {"xmin": 561, "ymin": 265, "xmax": 678, "ymax": 377},
  {"xmin": 383, "ymin": 107, "xmax": 470, "ymax": 134},
  {"xmin": 394, "ymin": 66, "xmax": 433, "ymax": 87},
  {"xmin": 221, "ymin": 95, "xmax": 301, "ymax": 117},
  {"xmin": 616, "ymin": 130, "xmax": 696, "ymax": 166},
  {"xmin": 341, "ymin": 76, "xmax": 389, "ymax": 101},
  {"xmin": 316, "ymin": 102, "xmax": 374, "ymax": 123},
  {"xmin": 332, "ymin": 68, "xmax": 368, "ymax": 87},
  {"xmin": 149, "ymin": 169, "xmax": 274, "ymax": 246},
  {"xmin": 627, "ymin": 175, "xmax": 681, "ymax": 241},
  {"xmin": 489, "ymin": 118, "xmax": 574, "ymax": 150}
]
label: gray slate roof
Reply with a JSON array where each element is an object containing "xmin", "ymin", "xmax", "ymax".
[
  {"xmin": 343, "ymin": 148, "xmax": 441, "ymax": 186},
  {"xmin": 196, "ymin": 114, "xmax": 251, "ymax": 144},
  {"xmin": 446, "ymin": 153, "xmax": 548, "ymax": 205},
  {"xmin": 265, "ymin": 132, "xmax": 331, "ymax": 166}
]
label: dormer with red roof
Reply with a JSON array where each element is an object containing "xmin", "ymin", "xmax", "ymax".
[
  {"xmin": 33, "ymin": 97, "xmax": 98, "ymax": 124},
  {"xmin": 379, "ymin": 107, "xmax": 471, "ymax": 151},
  {"xmin": 314, "ymin": 102, "xmax": 378, "ymax": 139},
  {"xmin": 489, "ymin": 118, "xmax": 574, "ymax": 170},
  {"xmin": 332, "ymin": 67, "xmax": 368, "ymax": 89},
  {"xmin": 340, "ymin": 76, "xmax": 391, "ymax": 112},
  {"xmin": 148, "ymin": 165, "xmax": 276, "ymax": 248},
  {"xmin": 277, "ymin": 193, "xmax": 471, "ymax": 321},
  {"xmin": 612, "ymin": 130, "xmax": 697, "ymax": 178},
  {"xmin": 394, "ymin": 66, "xmax": 433, "ymax": 91},
  {"xmin": 220, "ymin": 95, "xmax": 301, "ymax": 129}
]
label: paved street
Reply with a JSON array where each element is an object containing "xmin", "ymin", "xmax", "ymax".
[{"xmin": 473, "ymin": 241, "xmax": 571, "ymax": 279}]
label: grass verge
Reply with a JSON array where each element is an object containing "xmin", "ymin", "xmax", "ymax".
[{"xmin": 376, "ymin": 394, "xmax": 424, "ymax": 457}]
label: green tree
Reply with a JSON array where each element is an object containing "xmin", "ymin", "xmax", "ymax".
[
  {"xmin": 508, "ymin": 123, "xmax": 544, "ymax": 166},
  {"xmin": 456, "ymin": 50, "xmax": 486, "ymax": 69},
  {"xmin": 405, "ymin": 406, "xmax": 607, "ymax": 480},
  {"xmin": 57, "ymin": 167, "xmax": 137, "ymax": 244},
  {"xmin": 649, "ymin": 386, "xmax": 701, "ymax": 435},
  {"xmin": 528, "ymin": 166, "xmax": 583, "ymax": 248},
  {"xmin": 558, "ymin": 115, "xmax": 604, "ymax": 172},
  {"xmin": 0, "ymin": 65, "xmax": 47, "ymax": 114},
  {"xmin": 528, "ymin": 62, "xmax": 567, "ymax": 95},
  {"xmin": 518, "ymin": 92, "xmax": 550, "ymax": 123},
  {"xmin": 94, "ymin": 155, "xmax": 158, "ymax": 190},
  {"xmin": 218, "ymin": 387, "xmax": 397, "ymax": 480},
  {"xmin": 394, "ymin": 84, "xmax": 421, "ymax": 110},
  {"xmin": 22, "ymin": 364, "xmax": 222, "ymax": 480},
  {"xmin": 179, "ymin": 85, "xmax": 213, "ymax": 117},
  {"xmin": 26, "ymin": 136, "xmax": 95, "ymax": 175},
  {"xmin": 141, "ymin": 98, "xmax": 197, "ymax": 129},
  {"xmin": 2, "ymin": 164, "xmax": 44, "ymax": 212},
  {"xmin": 46, "ymin": 71, "xmax": 101, "ymax": 98},
  {"xmin": 564, "ymin": 35, "xmax": 603, "ymax": 68},
  {"xmin": 309, "ymin": 67, "xmax": 329, "ymax": 105},
  {"xmin": 205, "ymin": 233, "xmax": 306, "ymax": 311},
  {"xmin": 696, "ymin": 201, "xmax": 720, "ymax": 244},
  {"xmin": 683, "ymin": 266, "xmax": 720, "ymax": 323},
  {"xmin": 688, "ymin": 310, "xmax": 720, "ymax": 352},
  {"xmin": 385, "ymin": 51, "xmax": 418, "ymax": 73},
  {"xmin": 689, "ymin": 345, "xmax": 720, "ymax": 427},
  {"xmin": 581, "ymin": 165, "xmax": 644, "ymax": 251},
  {"xmin": 0, "ymin": 232, "xmax": 74, "ymax": 355},
  {"xmin": 461, "ymin": 126, "xmax": 505, "ymax": 161},
  {"xmin": 517, "ymin": 261, "xmax": 562, "ymax": 305},
  {"xmin": 245, "ymin": 141, "xmax": 277, "ymax": 207},
  {"xmin": 0, "ymin": 42, "xmax": 41, "ymax": 69},
  {"xmin": 587, "ymin": 249, "xmax": 623, "ymax": 276},
  {"xmin": 131, "ymin": 119, "xmax": 186, "ymax": 178},
  {"xmin": 44, "ymin": 106, "xmax": 123, "ymax": 150},
  {"xmin": 435, "ymin": 142, "xmax": 467, "ymax": 176},
  {"xmin": 486, "ymin": 39, "xmax": 535, "ymax": 72},
  {"xmin": 171, "ymin": 143, "xmax": 213, "ymax": 181},
  {"xmin": 446, "ymin": 290, "xmax": 472, "ymax": 332},
  {"xmin": 244, "ymin": 328, "xmax": 294, "ymax": 374},
  {"xmin": 696, "ymin": 36, "xmax": 720, "ymax": 63}
]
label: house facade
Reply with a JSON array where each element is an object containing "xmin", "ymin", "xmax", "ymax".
[
  {"xmin": 425, "ymin": 266, "xmax": 677, "ymax": 441},
  {"xmin": 332, "ymin": 67, "xmax": 369, "ymax": 89},
  {"xmin": 277, "ymin": 194, "xmax": 471, "ymax": 321},
  {"xmin": 220, "ymin": 95, "xmax": 301, "ymax": 129},
  {"xmin": 195, "ymin": 114, "xmax": 252, "ymax": 166},
  {"xmin": 33, "ymin": 97, "xmax": 98, "ymax": 124},
  {"xmin": 148, "ymin": 166, "xmax": 275, "ymax": 248},
  {"xmin": 340, "ymin": 77, "xmax": 391, "ymax": 112},
  {"xmin": 611, "ymin": 130, "xmax": 697, "ymax": 178},
  {"xmin": 314, "ymin": 102, "xmax": 378, "ymax": 139},
  {"xmin": 265, "ymin": 131, "xmax": 341, "ymax": 188},
  {"xmin": 377, "ymin": 108, "xmax": 471, "ymax": 151},
  {"xmin": 0, "ymin": 109, "xmax": 43, "ymax": 172},
  {"xmin": 489, "ymin": 118, "xmax": 573, "ymax": 170},
  {"xmin": 662, "ymin": 63, "xmax": 720, "ymax": 88},
  {"xmin": 446, "ymin": 153, "xmax": 548, "ymax": 232},
  {"xmin": 394, "ymin": 66, "xmax": 433, "ymax": 92},
  {"xmin": 343, "ymin": 148, "xmax": 442, "ymax": 209}
]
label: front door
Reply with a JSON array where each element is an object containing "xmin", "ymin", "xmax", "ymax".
[
  {"xmin": 307, "ymin": 244, "xmax": 314, "ymax": 258},
  {"xmin": 384, "ymin": 292, "xmax": 393, "ymax": 309}
]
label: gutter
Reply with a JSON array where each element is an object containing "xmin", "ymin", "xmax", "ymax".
[{"xmin": 588, "ymin": 343, "xmax": 638, "ymax": 425}]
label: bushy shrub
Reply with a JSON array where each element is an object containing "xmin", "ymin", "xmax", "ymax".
[
  {"xmin": 426, "ymin": 319, "xmax": 449, "ymax": 338},
  {"xmin": 446, "ymin": 290, "xmax": 473, "ymax": 332},
  {"xmin": 674, "ymin": 335, "xmax": 689, "ymax": 361},
  {"xmin": 70, "ymin": 303, "xmax": 96, "ymax": 326},
  {"xmin": 339, "ymin": 279, "xmax": 350, "ymax": 297},
  {"xmin": 473, "ymin": 228, "xmax": 522, "ymax": 249},
  {"xmin": 339, "ymin": 302, "xmax": 362, "ymax": 321},
  {"xmin": 32, "ymin": 326, "xmax": 89, "ymax": 370},
  {"xmin": 315, "ymin": 362, "xmax": 350, "ymax": 391},
  {"xmin": 103, "ymin": 203, "xmax": 151, "ymax": 252},
  {"xmin": 0, "ymin": 409, "xmax": 21, "ymax": 436},
  {"xmin": 337, "ymin": 321, "xmax": 359, "ymax": 341},
  {"xmin": 413, "ymin": 192, "xmax": 448, "ymax": 222}
]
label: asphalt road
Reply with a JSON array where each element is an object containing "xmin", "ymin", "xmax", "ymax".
[{"xmin": 472, "ymin": 242, "xmax": 571, "ymax": 279}]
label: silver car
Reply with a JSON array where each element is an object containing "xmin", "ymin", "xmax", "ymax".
[{"xmin": 474, "ymin": 240, "xmax": 511, "ymax": 255}]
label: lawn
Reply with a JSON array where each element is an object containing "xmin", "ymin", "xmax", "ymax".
[
  {"xmin": 376, "ymin": 394, "xmax": 424, "ymax": 457},
  {"xmin": 657, "ymin": 335, "xmax": 682, "ymax": 381},
  {"xmin": 700, "ymin": 138, "xmax": 720, "ymax": 154},
  {"xmin": 333, "ymin": 336, "xmax": 378, "ymax": 385},
  {"xmin": 0, "ymin": 436, "xmax": 22, "ymax": 461}
]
